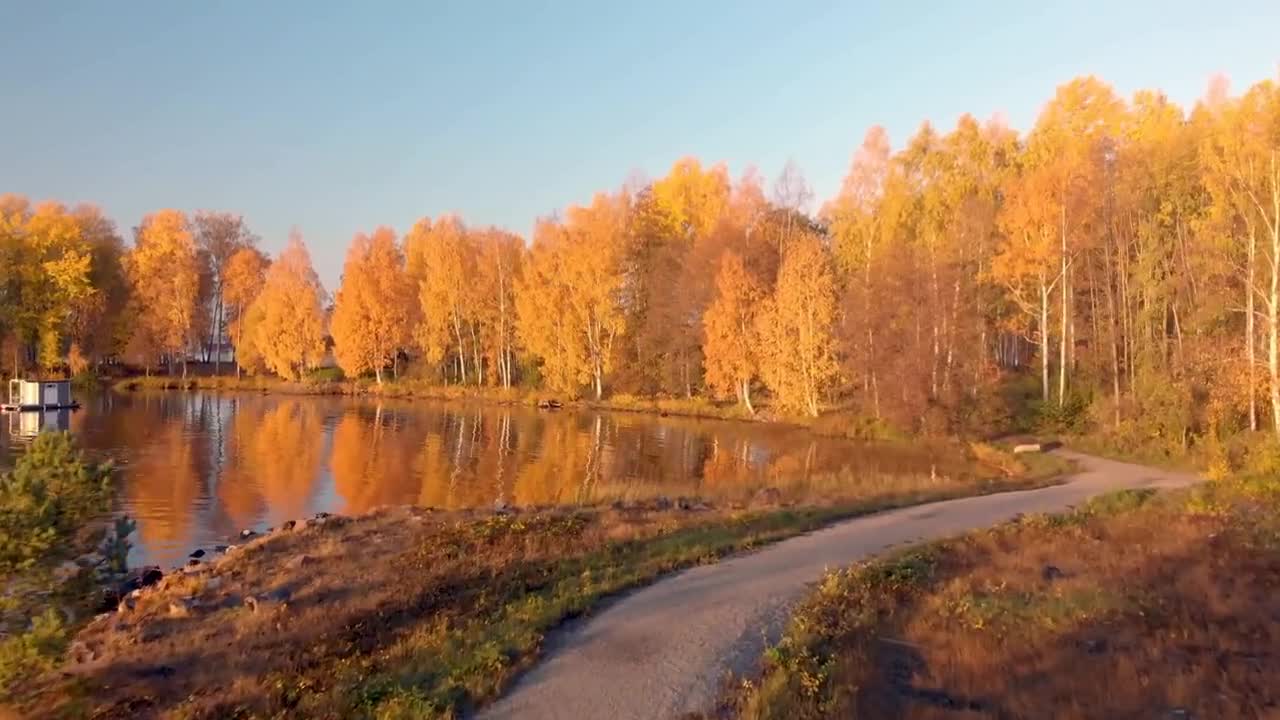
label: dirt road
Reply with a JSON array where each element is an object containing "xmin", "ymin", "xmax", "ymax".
[{"xmin": 478, "ymin": 450, "xmax": 1199, "ymax": 720}]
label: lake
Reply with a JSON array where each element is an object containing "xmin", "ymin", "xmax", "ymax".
[{"xmin": 0, "ymin": 391, "xmax": 936, "ymax": 569}]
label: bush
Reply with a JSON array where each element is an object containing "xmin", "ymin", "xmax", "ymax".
[
  {"xmin": 305, "ymin": 366, "xmax": 346, "ymax": 384},
  {"xmin": 0, "ymin": 608, "xmax": 68, "ymax": 690},
  {"xmin": 1035, "ymin": 391, "xmax": 1090, "ymax": 433},
  {"xmin": 0, "ymin": 432, "xmax": 113, "ymax": 576}
]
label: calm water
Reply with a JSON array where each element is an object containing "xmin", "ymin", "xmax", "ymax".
[{"xmin": 0, "ymin": 392, "xmax": 930, "ymax": 569}]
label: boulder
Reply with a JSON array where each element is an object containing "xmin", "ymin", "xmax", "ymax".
[
  {"xmin": 168, "ymin": 597, "xmax": 195, "ymax": 618},
  {"xmin": 189, "ymin": 549, "xmax": 206, "ymax": 559},
  {"xmin": 67, "ymin": 640, "xmax": 97, "ymax": 664},
  {"xmin": 285, "ymin": 554, "xmax": 316, "ymax": 570},
  {"xmin": 120, "ymin": 566, "xmax": 163, "ymax": 594},
  {"xmin": 281, "ymin": 520, "xmax": 297, "ymax": 531},
  {"xmin": 244, "ymin": 587, "xmax": 291, "ymax": 614},
  {"xmin": 53, "ymin": 561, "xmax": 83, "ymax": 583},
  {"xmin": 1012, "ymin": 443, "xmax": 1043, "ymax": 454},
  {"xmin": 76, "ymin": 552, "xmax": 107, "ymax": 569}
]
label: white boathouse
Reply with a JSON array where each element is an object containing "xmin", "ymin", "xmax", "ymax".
[{"xmin": 3, "ymin": 379, "xmax": 78, "ymax": 411}]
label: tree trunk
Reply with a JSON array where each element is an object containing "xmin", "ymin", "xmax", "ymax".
[
  {"xmin": 212, "ymin": 298, "xmax": 223, "ymax": 376},
  {"xmin": 741, "ymin": 378, "xmax": 754, "ymax": 414},
  {"xmin": 452, "ymin": 311, "xmax": 468, "ymax": 385},
  {"xmin": 1040, "ymin": 278, "xmax": 1051, "ymax": 403},
  {"xmin": 1104, "ymin": 234, "xmax": 1122, "ymax": 427},
  {"xmin": 1248, "ymin": 225, "xmax": 1259, "ymax": 432},
  {"xmin": 1269, "ymin": 152, "xmax": 1280, "ymax": 441},
  {"xmin": 1058, "ymin": 204, "xmax": 1069, "ymax": 406},
  {"xmin": 235, "ymin": 310, "xmax": 243, "ymax": 380}
]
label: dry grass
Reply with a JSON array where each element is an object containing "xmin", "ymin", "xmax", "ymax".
[
  {"xmin": 113, "ymin": 376, "xmax": 765, "ymax": 422},
  {"xmin": 7, "ymin": 451, "xmax": 1067, "ymax": 720},
  {"xmin": 724, "ymin": 478, "xmax": 1280, "ymax": 720}
]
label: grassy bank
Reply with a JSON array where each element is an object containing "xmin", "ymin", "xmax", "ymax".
[
  {"xmin": 721, "ymin": 474, "xmax": 1280, "ymax": 719},
  {"xmin": 11, "ymin": 446, "xmax": 1069, "ymax": 720},
  {"xmin": 112, "ymin": 375, "xmax": 765, "ymax": 423}
]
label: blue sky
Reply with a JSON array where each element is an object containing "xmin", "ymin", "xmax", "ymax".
[{"xmin": 3, "ymin": 0, "xmax": 1278, "ymax": 288}]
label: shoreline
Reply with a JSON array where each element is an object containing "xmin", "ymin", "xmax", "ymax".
[
  {"xmin": 107, "ymin": 374, "xmax": 802, "ymax": 426},
  {"xmin": 12, "ymin": 448, "xmax": 1072, "ymax": 719}
]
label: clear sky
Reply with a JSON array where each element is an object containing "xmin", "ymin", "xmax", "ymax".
[{"xmin": 3, "ymin": 0, "xmax": 1278, "ymax": 288}]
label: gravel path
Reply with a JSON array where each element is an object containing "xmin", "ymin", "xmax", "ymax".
[{"xmin": 478, "ymin": 450, "xmax": 1199, "ymax": 720}]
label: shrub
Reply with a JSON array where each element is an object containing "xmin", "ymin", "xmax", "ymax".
[
  {"xmin": 0, "ymin": 608, "xmax": 67, "ymax": 690},
  {"xmin": 305, "ymin": 366, "xmax": 346, "ymax": 384},
  {"xmin": 0, "ymin": 432, "xmax": 113, "ymax": 576}
]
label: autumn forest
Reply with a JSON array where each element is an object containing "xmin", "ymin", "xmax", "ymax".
[{"xmin": 3, "ymin": 74, "xmax": 1280, "ymax": 447}]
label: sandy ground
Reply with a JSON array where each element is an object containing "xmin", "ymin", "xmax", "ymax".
[{"xmin": 478, "ymin": 450, "xmax": 1200, "ymax": 720}]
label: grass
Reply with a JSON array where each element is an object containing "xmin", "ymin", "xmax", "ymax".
[
  {"xmin": 717, "ymin": 475, "xmax": 1280, "ymax": 720},
  {"xmin": 112, "ymin": 375, "xmax": 768, "ymax": 423},
  {"xmin": 10, "ymin": 445, "xmax": 1068, "ymax": 720}
]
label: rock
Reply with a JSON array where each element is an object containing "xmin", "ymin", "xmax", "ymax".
[
  {"xmin": 68, "ymin": 640, "xmax": 97, "ymax": 664},
  {"xmin": 168, "ymin": 597, "xmax": 195, "ymax": 618},
  {"xmin": 750, "ymin": 487, "xmax": 783, "ymax": 508},
  {"xmin": 244, "ymin": 588, "xmax": 291, "ymax": 614},
  {"xmin": 282, "ymin": 520, "xmax": 297, "ymax": 531},
  {"xmin": 186, "ymin": 558, "xmax": 202, "ymax": 568},
  {"xmin": 53, "ymin": 561, "xmax": 82, "ymax": 583},
  {"xmin": 676, "ymin": 497, "xmax": 693, "ymax": 511},
  {"xmin": 189, "ymin": 549, "xmax": 206, "ymax": 559},
  {"xmin": 1012, "ymin": 443, "xmax": 1043, "ymax": 454},
  {"xmin": 313, "ymin": 512, "xmax": 331, "ymax": 521},
  {"xmin": 285, "ymin": 554, "xmax": 316, "ymax": 570},
  {"xmin": 77, "ymin": 552, "xmax": 107, "ymax": 568},
  {"xmin": 97, "ymin": 588, "xmax": 121, "ymax": 613},
  {"xmin": 1041, "ymin": 565, "xmax": 1065, "ymax": 582},
  {"xmin": 119, "ymin": 566, "xmax": 163, "ymax": 594},
  {"xmin": 239, "ymin": 529, "xmax": 257, "ymax": 540},
  {"xmin": 1082, "ymin": 638, "xmax": 1108, "ymax": 655},
  {"xmin": 213, "ymin": 545, "xmax": 229, "ymax": 554},
  {"xmin": 223, "ymin": 544, "xmax": 238, "ymax": 554}
]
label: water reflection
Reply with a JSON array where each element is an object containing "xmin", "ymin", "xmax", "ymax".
[
  {"xmin": 5, "ymin": 408, "xmax": 71, "ymax": 439},
  {"xmin": 0, "ymin": 392, "xmax": 937, "ymax": 569}
]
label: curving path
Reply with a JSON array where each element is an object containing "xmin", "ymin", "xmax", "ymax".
[{"xmin": 478, "ymin": 450, "xmax": 1199, "ymax": 720}]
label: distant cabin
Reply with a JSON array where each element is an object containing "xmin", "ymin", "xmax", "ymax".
[{"xmin": 3, "ymin": 379, "xmax": 78, "ymax": 411}]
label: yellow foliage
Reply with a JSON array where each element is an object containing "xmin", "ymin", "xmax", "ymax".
[
  {"xmin": 516, "ymin": 193, "xmax": 628, "ymax": 399},
  {"xmin": 332, "ymin": 227, "xmax": 413, "ymax": 382},
  {"xmin": 242, "ymin": 231, "xmax": 327, "ymax": 380},
  {"xmin": 755, "ymin": 235, "xmax": 839, "ymax": 417},
  {"xmin": 702, "ymin": 251, "xmax": 762, "ymax": 410},
  {"xmin": 125, "ymin": 209, "xmax": 200, "ymax": 368}
]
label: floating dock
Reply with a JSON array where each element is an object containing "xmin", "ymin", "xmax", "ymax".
[{"xmin": 2, "ymin": 378, "xmax": 81, "ymax": 412}]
